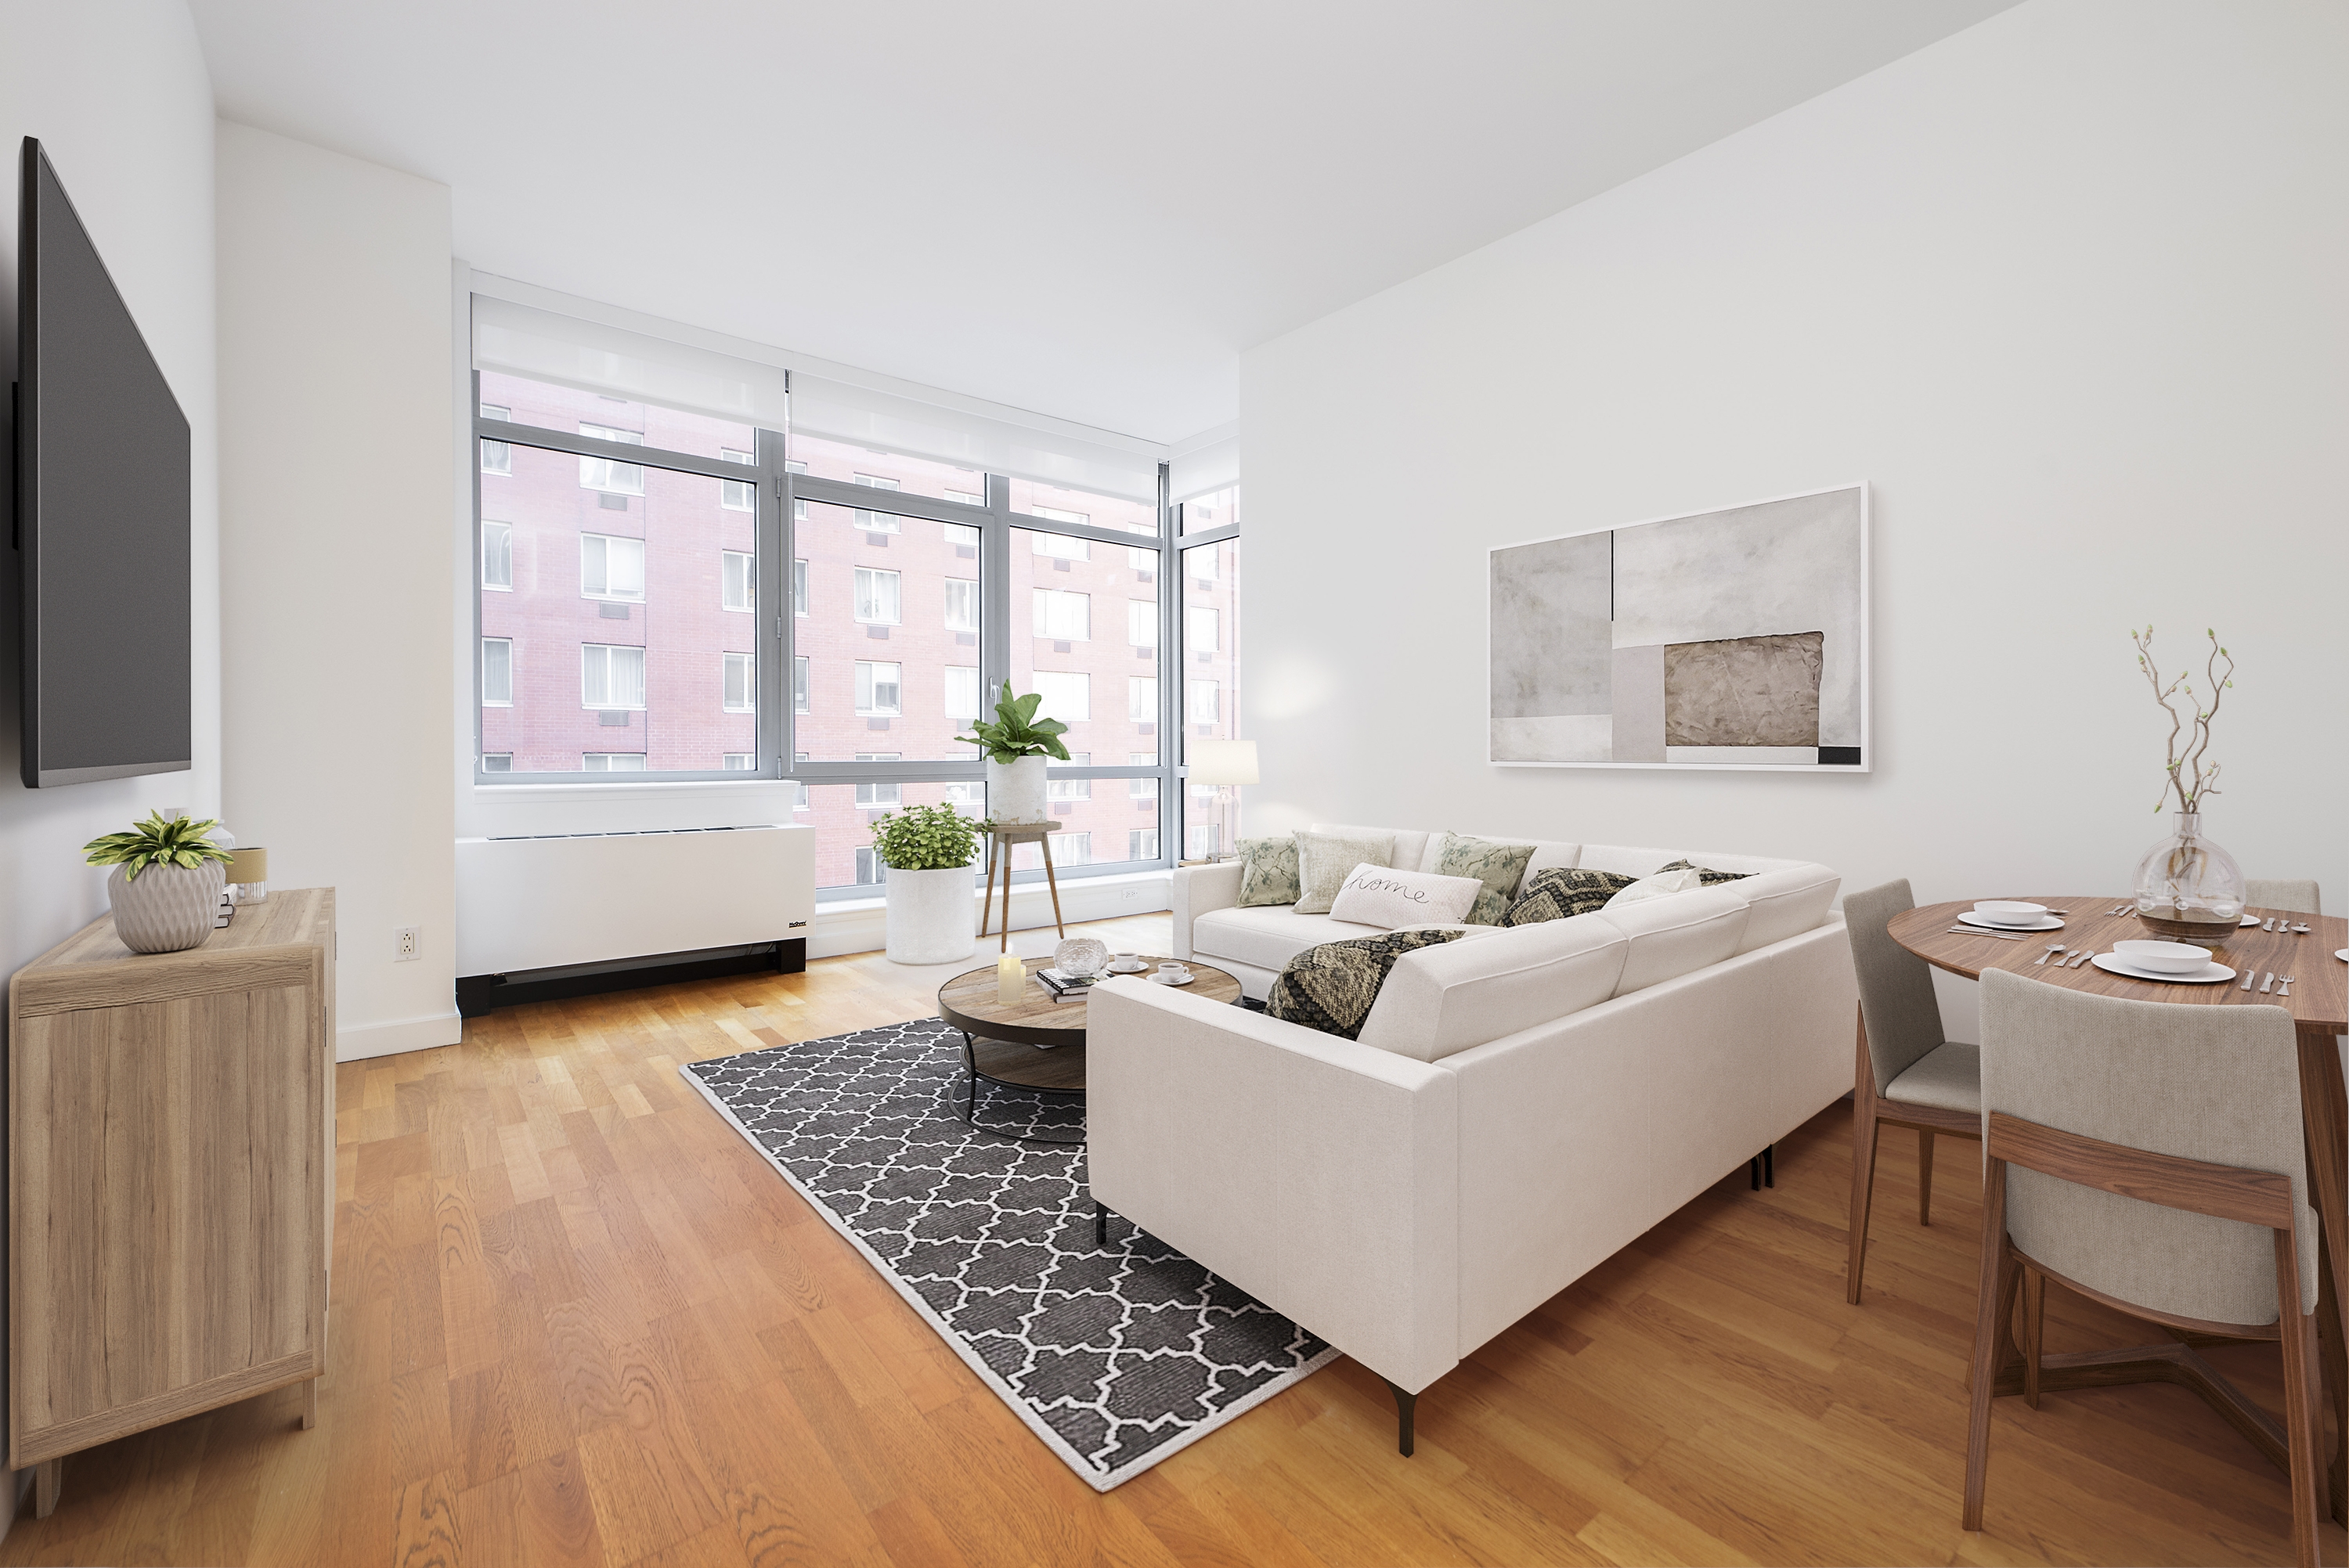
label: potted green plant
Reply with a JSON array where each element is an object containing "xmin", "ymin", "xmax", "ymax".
[
  {"xmin": 955, "ymin": 685, "xmax": 1070, "ymax": 826},
  {"xmin": 871, "ymin": 802, "xmax": 983, "ymax": 964},
  {"xmin": 83, "ymin": 810, "xmax": 234, "ymax": 953}
]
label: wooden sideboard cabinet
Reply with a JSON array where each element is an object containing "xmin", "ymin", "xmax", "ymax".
[{"xmin": 8, "ymin": 888, "xmax": 334, "ymax": 1516}]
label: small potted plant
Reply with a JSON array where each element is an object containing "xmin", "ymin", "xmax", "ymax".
[
  {"xmin": 83, "ymin": 810, "xmax": 234, "ymax": 953},
  {"xmin": 955, "ymin": 685, "xmax": 1070, "ymax": 826},
  {"xmin": 871, "ymin": 802, "xmax": 983, "ymax": 964}
]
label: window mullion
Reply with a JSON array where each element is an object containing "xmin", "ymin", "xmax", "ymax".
[
  {"xmin": 982, "ymin": 473, "xmax": 1013, "ymax": 721},
  {"xmin": 1159, "ymin": 462, "xmax": 1178, "ymax": 862},
  {"xmin": 762, "ymin": 423, "xmax": 790, "ymax": 780}
]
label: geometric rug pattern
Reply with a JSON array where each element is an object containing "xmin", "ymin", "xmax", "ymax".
[{"xmin": 680, "ymin": 1015, "xmax": 1337, "ymax": 1490}]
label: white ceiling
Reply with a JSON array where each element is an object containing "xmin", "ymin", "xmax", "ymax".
[{"xmin": 190, "ymin": 1, "xmax": 2014, "ymax": 445}]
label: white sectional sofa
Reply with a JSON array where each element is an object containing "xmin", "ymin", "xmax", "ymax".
[{"xmin": 1088, "ymin": 824, "xmax": 1855, "ymax": 1452}]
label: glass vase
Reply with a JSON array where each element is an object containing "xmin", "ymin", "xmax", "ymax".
[{"xmin": 2132, "ymin": 811, "xmax": 2246, "ymax": 944}]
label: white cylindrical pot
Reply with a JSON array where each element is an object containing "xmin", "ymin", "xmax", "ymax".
[
  {"xmin": 984, "ymin": 755, "xmax": 1048, "ymax": 826},
  {"xmin": 106, "ymin": 861, "xmax": 226, "ymax": 954},
  {"xmin": 885, "ymin": 865, "xmax": 976, "ymax": 965}
]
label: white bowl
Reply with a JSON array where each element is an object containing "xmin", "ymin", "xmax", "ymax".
[
  {"xmin": 1972, "ymin": 900, "xmax": 2048, "ymax": 927},
  {"xmin": 2113, "ymin": 939, "xmax": 2211, "ymax": 975}
]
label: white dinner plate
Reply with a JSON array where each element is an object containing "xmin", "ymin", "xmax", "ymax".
[
  {"xmin": 1959, "ymin": 911, "xmax": 2065, "ymax": 932},
  {"xmin": 2089, "ymin": 953, "xmax": 2236, "ymax": 985}
]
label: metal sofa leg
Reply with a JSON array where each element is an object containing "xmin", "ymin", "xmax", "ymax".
[
  {"xmin": 1765, "ymin": 1142, "xmax": 1775, "ymax": 1188},
  {"xmin": 1382, "ymin": 1378, "xmax": 1417, "ymax": 1457},
  {"xmin": 1092, "ymin": 1200, "xmax": 1110, "ymax": 1248}
]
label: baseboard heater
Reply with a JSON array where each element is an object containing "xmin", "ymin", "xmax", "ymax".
[{"xmin": 455, "ymin": 824, "xmax": 816, "ymax": 1017}]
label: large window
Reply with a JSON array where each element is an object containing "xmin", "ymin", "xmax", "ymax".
[{"xmin": 1178, "ymin": 527, "xmax": 1243, "ymax": 858}]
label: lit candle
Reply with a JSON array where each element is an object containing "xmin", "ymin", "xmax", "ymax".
[{"xmin": 997, "ymin": 951, "xmax": 1025, "ymax": 1004}]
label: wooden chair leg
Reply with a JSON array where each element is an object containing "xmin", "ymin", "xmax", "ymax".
[
  {"xmin": 1962, "ymin": 1157, "xmax": 2018, "ymax": 1531},
  {"xmin": 1039, "ymin": 836, "xmax": 1066, "ymax": 938},
  {"xmin": 2022, "ymin": 1267, "xmax": 2045, "ymax": 1410},
  {"xmin": 1847, "ymin": 1014, "xmax": 1882, "ymax": 1306},
  {"xmin": 1919, "ymin": 1127, "xmax": 1936, "ymax": 1226},
  {"xmin": 979, "ymin": 840, "xmax": 997, "ymax": 940},
  {"xmin": 2275, "ymin": 1229, "xmax": 2323, "ymax": 1568}
]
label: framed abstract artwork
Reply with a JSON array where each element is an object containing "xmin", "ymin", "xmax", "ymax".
[{"xmin": 1488, "ymin": 483, "xmax": 1869, "ymax": 772}]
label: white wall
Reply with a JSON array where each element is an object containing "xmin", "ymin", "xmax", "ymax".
[
  {"xmin": 1240, "ymin": 0, "xmax": 2347, "ymax": 1040},
  {"xmin": 218, "ymin": 123, "xmax": 459, "ymax": 1060},
  {"xmin": 0, "ymin": 2, "xmax": 221, "ymax": 975}
]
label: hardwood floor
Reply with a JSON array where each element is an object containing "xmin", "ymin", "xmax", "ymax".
[{"xmin": 4, "ymin": 910, "xmax": 2340, "ymax": 1566}]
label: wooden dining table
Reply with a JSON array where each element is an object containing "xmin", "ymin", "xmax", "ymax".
[{"xmin": 1890, "ymin": 896, "xmax": 2348, "ymax": 1520}]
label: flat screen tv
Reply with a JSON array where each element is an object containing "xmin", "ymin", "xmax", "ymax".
[{"xmin": 13, "ymin": 136, "xmax": 191, "ymax": 788}]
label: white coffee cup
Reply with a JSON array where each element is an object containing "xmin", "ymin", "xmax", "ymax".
[
  {"xmin": 1111, "ymin": 951, "xmax": 1141, "ymax": 968},
  {"xmin": 1156, "ymin": 961, "xmax": 1190, "ymax": 981}
]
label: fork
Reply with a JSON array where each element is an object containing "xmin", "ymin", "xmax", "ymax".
[{"xmin": 2277, "ymin": 975, "xmax": 2295, "ymax": 997}]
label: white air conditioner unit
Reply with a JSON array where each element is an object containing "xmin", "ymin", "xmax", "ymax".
[{"xmin": 455, "ymin": 824, "xmax": 814, "ymax": 1003}]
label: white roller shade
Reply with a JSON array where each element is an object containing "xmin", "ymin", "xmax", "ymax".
[
  {"xmin": 1169, "ymin": 422, "xmax": 1239, "ymax": 505},
  {"xmin": 473, "ymin": 296, "xmax": 789, "ymax": 428},
  {"xmin": 792, "ymin": 374, "xmax": 1162, "ymax": 503}
]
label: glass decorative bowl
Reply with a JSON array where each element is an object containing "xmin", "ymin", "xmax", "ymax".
[
  {"xmin": 1053, "ymin": 936, "xmax": 1110, "ymax": 978},
  {"xmin": 2133, "ymin": 811, "xmax": 2246, "ymax": 945}
]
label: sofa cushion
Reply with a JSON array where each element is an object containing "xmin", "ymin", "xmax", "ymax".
[
  {"xmin": 1310, "ymin": 824, "xmax": 1428, "ymax": 880},
  {"xmin": 1604, "ymin": 867, "xmax": 1707, "ymax": 907},
  {"xmin": 1730, "ymin": 862, "xmax": 1842, "ymax": 953},
  {"xmin": 1502, "ymin": 867, "xmax": 1633, "ymax": 926},
  {"xmin": 1294, "ymin": 831, "xmax": 1395, "ymax": 914},
  {"xmin": 1234, "ymin": 835, "xmax": 1301, "ymax": 907},
  {"xmin": 1429, "ymin": 832, "xmax": 1539, "ymax": 925},
  {"xmin": 1655, "ymin": 858, "xmax": 1755, "ymax": 887},
  {"xmin": 1328, "ymin": 865, "xmax": 1484, "ymax": 928},
  {"xmin": 1595, "ymin": 885, "xmax": 1752, "ymax": 997},
  {"xmin": 1265, "ymin": 930, "xmax": 1469, "ymax": 1041},
  {"xmin": 1193, "ymin": 906, "xmax": 1390, "ymax": 974},
  {"xmin": 1579, "ymin": 844, "xmax": 1804, "ymax": 878},
  {"xmin": 1356, "ymin": 914, "xmax": 1629, "ymax": 1063}
]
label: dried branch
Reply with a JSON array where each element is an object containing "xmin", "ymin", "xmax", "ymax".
[{"xmin": 2134, "ymin": 625, "xmax": 2233, "ymax": 815}]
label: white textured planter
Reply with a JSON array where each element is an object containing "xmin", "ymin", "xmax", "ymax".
[
  {"xmin": 106, "ymin": 861, "xmax": 225, "ymax": 954},
  {"xmin": 985, "ymin": 755, "xmax": 1048, "ymax": 826},
  {"xmin": 885, "ymin": 865, "xmax": 976, "ymax": 965}
]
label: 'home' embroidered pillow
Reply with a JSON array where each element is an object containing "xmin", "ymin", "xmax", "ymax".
[{"xmin": 1326, "ymin": 865, "xmax": 1483, "ymax": 929}]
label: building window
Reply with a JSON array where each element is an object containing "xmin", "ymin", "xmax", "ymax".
[
  {"xmin": 852, "ymin": 473, "xmax": 900, "ymax": 531},
  {"xmin": 793, "ymin": 656, "xmax": 810, "ymax": 712},
  {"xmin": 1048, "ymin": 753, "xmax": 1092, "ymax": 801},
  {"xmin": 856, "ymin": 661, "xmax": 901, "ymax": 716},
  {"xmin": 1127, "ymin": 546, "xmax": 1156, "ymax": 575},
  {"xmin": 1033, "ymin": 588, "xmax": 1089, "ymax": 641},
  {"xmin": 945, "ymin": 490, "xmax": 983, "ymax": 508},
  {"xmin": 1032, "ymin": 529, "xmax": 1088, "ymax": 562},
  {"xmin": 1130, "ymin": 829, "xmax": 1158, "ymax": 860},
  {"xmin": 792, "ymin": 558, "xmax": 809, "ymax": 615},
  {"xmin": 853, "ymin": 567, "xmax": 901, "ymax": 625},
  {"xmin": 856, "ymin": 753, "xmax": 901, "ymax": 809},
  {"xmin": 945, "ymin": 665, "xmax": 981, "ymax": 719},
  {"xmin": 581, "ymin": 533, "xmax": 646, "ymax": 601},
  {"xmin": 723, "ymin": 753, "xmax": 755, "ymax": 770},
  {"xmin": 1189, "ymin": 606, "xmax": 1219, "ymax": 653},
  {"xmin": 944, "ymin": 578, "xmax": 978, "ymax": 633},
  {"xmin": 582, "ymin": 643, "xmax": 647, "ymax": 708},
  {"xmin": 482, "ymin": 753, "xmax": 512, "ymax": 772},
  {"xmin": 720, "ymin": 447, "xmax": 755, "ymax": 510},
  {"xmin": 1031, "ymin": 670, "xmax": 1088, "ymax": 722},
  {"xmin": 943, "ymin": 780, "xmax": 985, "ymax": 812},
  {"xmin": 1055, "ymin": 833, "xmax": 1091, "ymax": 865},
  {"xmin": 795, "ymin": 498, "xmax": 807, "ymax": 522},
  {"xmin": 1128, "ymin": 600, "xmax": 1155, "ymax": 647},
  {"xmin": 480, "ymin": 404, "xmax": 511, "ymax": 475},
  {"xmin": 789, "ymin": 779, "xmax": 810, "ymax": 809},
  {"xmin": 1033, "ymin": 505, "xmax": 1089, "ymax": 528},
  {"xmin": 1129, "ymin": 755, "xmax": 1157, "ymax": 798},
  {"xmin": 1189, "ymin": 679, "xmax": 1220, "ymax": 724},
  {"xmin": 723, "ymin": 652, "xmax": 756, "ymax": 712},
  {"xmin": 1186, "ymin": 824, "xmax": 1218, "ymax": 859},
  {"xmin": 945, "ymin": 521, "xmax": 980, "ymax": 557},
  {"xmin": 723, "ymin": 550, "xmax": 754, "ymax": 612},
  {"xmin": 578, "ymin": 423, "xmax": 645, "ymax": 494},
  {"xmin": 1128, "ymin": 676, "xmax": 1156, "ymax": 723},
  {"xmin": 853, "ymin": 845, "xmax": 882, "ymax": 883},
  {"xmin": 482, "ymin": 638, "xmax": 513, "ymax": 706},
  {"xmin": 482, "ymin": 521, "xmax": 512, "ymax": 590},
  {"xmin": 1192, "ymin": 543, "xmax": 1220, "ymax": 582},
  {"xmin": 583, "ymin": 753, "xmax": 648, "ymax": 772}
]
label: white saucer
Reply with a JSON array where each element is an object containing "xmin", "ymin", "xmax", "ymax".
[
  {"xmin": 1960, "ymin": 911, "xmax": 2065, "ymax": 932},
  {"xmin": 1149, "ymin": 972, "xmax": 1196, "ymax": 986},
  {"xmin": 2089, "ymin": 953, "xmax": 2236, "ymax": 985},
  {"xmin": 1106, "ymin": 961, "xmax": 1149, "ymax": 974},
  {"xmin": 2243, "ymin": 914, "xmax": 2263, "ymax": 927},
  {"xmin": 2336, "ymin": 949, "xmax": 2348, "ymax": 963}
]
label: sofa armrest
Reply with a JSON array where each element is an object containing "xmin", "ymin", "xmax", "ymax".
[
  {"xmin": 1088, "ymin": 979, "xmax": 1459, "ymax": 1394},
  {"xmin": 1169, "ymin": 861, "xmax": 1244, "ymax": 961}
]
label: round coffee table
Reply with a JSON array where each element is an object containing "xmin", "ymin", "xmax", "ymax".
[{"xmin": 935, "ymin": 955, "xmax": 1243, "ymax": 1144}]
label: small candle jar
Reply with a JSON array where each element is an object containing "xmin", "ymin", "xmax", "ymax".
[{"xmin": 996, "ymin": 951, "xmax": 1026, "ymax": 1004}]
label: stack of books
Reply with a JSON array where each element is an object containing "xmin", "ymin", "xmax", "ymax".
[{"xmin": 1036, "ymin": 968, "xmax": 1102, "ymax": 1004}]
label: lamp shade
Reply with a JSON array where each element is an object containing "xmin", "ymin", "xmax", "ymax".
[{"xmin": 1186, "ymin": 740, "xmax": 1259, "ymax": 787}]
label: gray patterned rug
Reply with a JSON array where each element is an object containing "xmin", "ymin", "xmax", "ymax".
[{"xmin": 680, "ymin": 1016, "xmax": 1337, "ymax": 1490}]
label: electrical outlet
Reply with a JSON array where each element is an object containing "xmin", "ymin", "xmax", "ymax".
[
  {"xmin": 1122, "ymin": 887, "xmax": 1141, "ymax": 900},
  {"xmin": 394, "ymin": 925, "xmax": 421, "ymax": 962}
]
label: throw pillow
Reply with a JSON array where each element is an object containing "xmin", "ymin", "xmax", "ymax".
[
  {"xmin": 1655, "ymin": 858, "xmax": 1755, "ymax": 886},
  {"xmin": 1265, "ymin": 929, "xmax": 1467, "ymax": 1041},
  {"xmin": 1502, "ymin": 867, "xmax": 1633, "ymax": 927},
  {"xmin": 1234, "ymin": 835, "xmax": 1302, "ymax": 907},
  {"xmin": 1326, "ymin": 866, "xmax": 1483, "ymax": 929},
  {"xmin": 1604, "ymin": 867, "xmax": 1708, "ymax": 907},
  {"xmin": 1431, "ymin": 832, "xmax": 1539, "ymax": 926},
  {"xmin": 1293, "ymin": 831, "xmax": 1395, "ymax": 914}
]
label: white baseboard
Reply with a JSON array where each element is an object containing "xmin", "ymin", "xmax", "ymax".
[
  {"xmin": 810, "ymin": 871, "xmax": 1171, "ymax": 960},
  {"xmin": 337, "ymin": 1010, "xmax": 464, "ymax": 1062}
]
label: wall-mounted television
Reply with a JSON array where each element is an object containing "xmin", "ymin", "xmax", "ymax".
[{"xmin": 13, "ymin": 136, "xmax": 191, "ymax": 788}]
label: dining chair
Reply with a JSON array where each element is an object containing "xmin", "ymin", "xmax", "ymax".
[
  {"xmin": 1965, "ymin": 970, "xmax": 2323, "ymax": 1567},
  {"xmin": 1843, "ymin": 880, "xmax": 1983, "ymax": 1305},
  {"xmin": 2246, "ymin": 878, "xmax": 2323, "ymax": 916}
]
